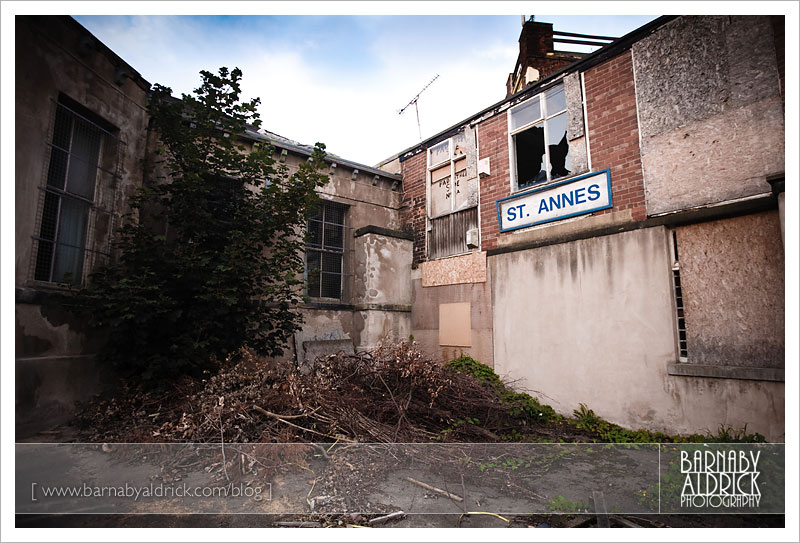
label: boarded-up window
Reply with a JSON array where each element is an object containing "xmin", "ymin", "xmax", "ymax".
[
  {"xmin": 427, "ymin": 128, "xmax": 478, "ymax": 219},
  {"xmin": 674, "ymin": 213, "xmax": 784, "ymax": 369},
  {"xmin": 426, "ymin": 128, "xmax": 479, "ymax": 259},
  {"xmin": 428, "ymin": 207, "xmax": 478, "ymax": 261},
  {"xmin": 439, "ymin": 302, "xmax": 471, "ymax": 347},
  {"xmin": 430, "ymin": 164, "xmax": 452, "ymax": 218}
]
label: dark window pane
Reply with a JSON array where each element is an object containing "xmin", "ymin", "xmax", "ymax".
[
  {"xmin": 34, "ymin": 240, "xmax": 54, "ymax": 282},
  {"xmin": 46, "ymin": 147, "xmax": 69, "ymax": 190},
  {"xmin": 52, "ymin": 243, "xmax": 85, "ymax": 285},
  {"xmin": 51, "ymin": 106, "xmax": 72, "ymax": 150},
  {"xmin": 515, "ymin": 123, "xmax": 546, "ymax": 189},
  {"xmin": 66, "ymin": 117, "xmax": 101, "ymax": 199},
  {"xmin": 321, "ymin": 251, "xmax": 342, "ymax": 274},
  {"xmin": 39, "ymin": 192, "xmax": 60, "ymax": 241},
  {"xmin": 307, "ymin": 219, "xmax": 323, "ymax": 247},
  {"xmin": 305, "ymin": 250, "xmax": 321, "ymax": 298},
  {"xmin": 323, "ymin": 222, "xmax": 343, "ymax": 250},
  {"xmin": 52, "ymin": 197, "xmax": 90, "ymax": 284},
  {"xmin": 321, "ymin": 273, "xmax": 341, "ymax": 299},
  {"xmin": 325, "ymin": 204, "xmax": 345, "ymax": 226}
]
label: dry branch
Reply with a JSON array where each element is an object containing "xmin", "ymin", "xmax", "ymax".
[{"xmin": 404, "ymin": 476, "xmax": 463, "ymax": 502}]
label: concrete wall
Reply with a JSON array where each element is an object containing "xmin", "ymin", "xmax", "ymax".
[
  {"xmin": 491, "ymin": 226, "xmax": 784, "ymax": 441},
  {"xmin": 353, "ymin": 231, "xmax": 413, "ymax": 350},
  {"xmin": 633, "ymin": 16, "xmax": 784, "ymax": 214}
]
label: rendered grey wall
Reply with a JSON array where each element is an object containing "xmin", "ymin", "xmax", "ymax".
[{"xmin": 491, "ymin": 227, "xmax": 784, "ymax": 441}]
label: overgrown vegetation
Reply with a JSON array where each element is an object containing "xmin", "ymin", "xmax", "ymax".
[
  {"xmin": 75, "ymin": 345, "xmax": 770, "ymax": 445},
  {"xmin": 547, "ymin": 495, "xmax": 590, "ymax": 514},
  {"xmin": 70, "ymin": 67, "xmax": 329, "ymax": 385},
  {"xmin": 76, "ymin": 342, "xmax": 566, "ymax": 443},
  {"xmin": 447, "ymin": 356, "xmax": 767, "ymax": 444},
  {"xmin": 445, "ymin": 355, "xmax": 558, "ymax": 426},
  {"xmin": 571, "ymin": 403, "xmax": 766, "ymax": 444}
]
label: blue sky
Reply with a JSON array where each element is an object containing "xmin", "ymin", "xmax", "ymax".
[{"xmin": 72, "ymin": 12, "xmax": 660, "ymax": 166}]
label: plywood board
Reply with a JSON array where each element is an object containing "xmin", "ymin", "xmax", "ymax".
[
  {"xmin": 422, "ymin": 251, "xmax": 487, "ymax": 287},
  {"xmin": 439, "ymin": 302, "xmax": 471, "ymax": 347}
]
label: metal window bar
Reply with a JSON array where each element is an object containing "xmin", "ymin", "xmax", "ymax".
[
  {"xmin": 671, "ymin": 230, "xmax": 688, "ymax": 360},
  {"xmin": 306, "ymin": 202, "xmax": 348, "ymax": 299},
  {"xmin": 30, "ymin": 100, "xmax": 124, "ymax": 286}
]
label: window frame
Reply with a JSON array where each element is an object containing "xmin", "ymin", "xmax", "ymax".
[
  {"xmin": 426, "ymin": 132, "xmax": 471, "ymax": 220},
  {"xmin": 304, "ymin": 201, "xmax": 347, "ymax": 301},
  {"xmin": 507, "ymin": 82, "xmax": 571, "ymax": 193},
  {"xmin": 32, "ymin": 98, "xmax": 114, "ymax": 286}
]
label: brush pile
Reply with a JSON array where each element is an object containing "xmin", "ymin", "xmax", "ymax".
[{"xmin": 74, "ymin": 340, "xmax": 560, "ymax": 444}]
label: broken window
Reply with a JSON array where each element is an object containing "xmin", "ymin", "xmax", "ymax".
[
  {"xmin": 33, "ymin": 98, "xmax": 112, "ymax": 285},
  {"xmin": 306, "ymin": 201, "xmax": 347, "ymax": 299},
  {"xmin": 509, "ymin": 83, "xmax": 571, "ymax": 190}
]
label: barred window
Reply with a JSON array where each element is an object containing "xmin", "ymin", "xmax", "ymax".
[
  {"xmin": 305, "ymin": 201, "xmax": 347, "ymax": 299},
  {"xmin": 33, "ymin": 99, "xmax": 114, "ymax": 285},
  {"xmin": 670, "ymin": 230, "xmax": 688, "ymax": 360}
]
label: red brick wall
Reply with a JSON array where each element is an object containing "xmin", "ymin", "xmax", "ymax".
[
  {"xmin": 402, "ymin": 49, "xmax": 647, "ymax": 257},
  {"xmin": 400, "ymin": 151, "xmax": 427, "ymax": 265},
  {"xmin": 476, "ymin": 113, "xmax": 511, "ymax": 252},
  {"xmin": 583, "ymin": 50, "xmax": 646, "ymax": 221}
]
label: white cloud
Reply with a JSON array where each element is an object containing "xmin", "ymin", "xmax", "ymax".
[{"xmin": 73, "ymin": 14, "xmax": 656, "ymax": 166}]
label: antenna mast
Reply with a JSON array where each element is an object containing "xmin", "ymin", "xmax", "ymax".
[{"xmin": 398, "ymin": 74, "xmax": 440, "ymax": 141}]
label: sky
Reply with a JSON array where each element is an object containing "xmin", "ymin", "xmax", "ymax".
[{"xmin": 72, "ymin": 12, "xmax": 660, "ymax": 167}]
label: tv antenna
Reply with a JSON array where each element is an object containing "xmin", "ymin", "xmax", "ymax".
[{"xmin": 398, "ymin": 74, "xmax": 439, "ymax": 141}]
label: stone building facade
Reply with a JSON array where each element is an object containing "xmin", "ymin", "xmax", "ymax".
[{"xmin": 14, "ymin": 16, "xmax": 409, "ymax": 434}]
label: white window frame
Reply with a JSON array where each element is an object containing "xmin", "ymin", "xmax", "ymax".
[
  {"xmin": 426, "ymin": 132, "xmax": 470, "ymax": 219},
  {"xmin": 507, "ymin": 82, "xmax": 570, "ymax": 193}
]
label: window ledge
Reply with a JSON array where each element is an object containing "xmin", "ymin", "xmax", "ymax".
[
  {"xmin": 302, "ymin": 301, "xmax": 353, "ymax": 311},
  {"xmin": 667, "ymin": 363, "xmax": 784, "ymax": 382}
]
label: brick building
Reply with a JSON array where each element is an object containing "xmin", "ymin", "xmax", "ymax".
[{"xmin": 384, "ymin": 15, "xmax": 785, "ymax": 440}]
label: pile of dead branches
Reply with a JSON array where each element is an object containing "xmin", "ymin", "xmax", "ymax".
[{"xmin": 74, "ymin": 340, "xmax": 548, "ymax": 444}]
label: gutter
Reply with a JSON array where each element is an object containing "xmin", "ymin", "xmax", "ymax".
[{"xmin": 242, "ymin": 130, "xmax": 402, "ymax": 182}]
